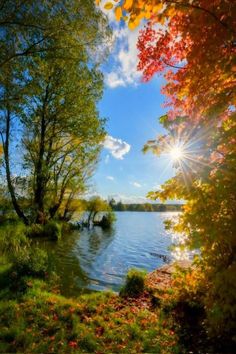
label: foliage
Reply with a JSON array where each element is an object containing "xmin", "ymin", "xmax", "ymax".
[
  {"xmin": 0, "ymin": 0, "xmax": 111, "ymax": 225},
  {"xmin": 26, "ymin": 224, "xmax": 44, "ymax": 238},
  {"xmin": 85, "ymin": 197, "xmax": 112, "ymax": 226},
  {"xmin": 44, "ymin": 221, "xmax": 62, "ymax": 241},
  {"xmin": 204, "ymin": 262, "xmax": 236, "ymax": 338},
  {"xmin": 120, "ymin": 268, "xmax": 146, "ymax": 298},
  {"xmin": 105, "ymin": 0, "xmax": 236, "ymax": 341},
  {"xmin": 101, "ymin": 1, "xmax": 235, "ymax": 119},
  {"xmin": 1, "ymin": 0, "xmax": 110, "ymax": 68},
  {"xmin": 27, "ymin": 221, "xmax": 62, "ymax": 241},
  {"xmin": 0, "ymin": 222, "xmax": 48, "ymax": 282},
  {"xmin": 98, "ymin": 211, "xmax": 116, "ymax": 229},
  {"xmin": 10, "ymin": 247, "xmax": 48, "ymax": 279},
  {"xmin": 0, "ymin": 189, "xmax": 15, "ymax": 222},
  {"xmin": 0, "ymin": 222, "xmax": 29, "ymax": 255},
  {"xmin": 147, "ymin": 118, "xmax": 236, "ymax": 339},
  {"xmin": 110, "ymin": 200, "xmax": 182, "ymax": 212}
]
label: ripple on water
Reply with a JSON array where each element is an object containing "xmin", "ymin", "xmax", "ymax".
[{"xmin": 39, "ymin": 212, "xmax": 184, "ymax": 296}]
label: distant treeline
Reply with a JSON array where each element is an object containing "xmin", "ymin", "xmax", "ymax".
[{"xmin": 110, "ymin": 201, "xmax": 183, "ymax": 212}]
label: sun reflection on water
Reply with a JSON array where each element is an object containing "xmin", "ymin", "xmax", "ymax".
[{"xmin": 161, "ymin": 212, "xmax": 194, "ymax": 261}]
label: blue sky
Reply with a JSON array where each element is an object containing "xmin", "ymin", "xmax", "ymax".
[{"xmin": 91, "ymin": 7, "xmax": 176, "ymax": 203}]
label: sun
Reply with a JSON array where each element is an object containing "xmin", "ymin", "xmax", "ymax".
[{"xmin": 170, "ymin": 145, "xmax": 184, "ymax": 161}]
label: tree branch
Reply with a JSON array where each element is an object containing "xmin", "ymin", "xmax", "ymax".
[{"xmin": 164, "ymin": 0, "xmax": 236, "ymax": 35}]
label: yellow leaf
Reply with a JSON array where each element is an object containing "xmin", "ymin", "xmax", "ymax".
[
  {"xmin": 104, "ymin": 2, "xmax": 113, "ymax": 10},
  {"xmin": 115, "ymin": 6, "xmax": 122, "ymax": 21},
  {"xmin": 128, "ymin": 19, "xmax": 138, "ymax": 30},
  {"xmin": 123, "ymin": 0, "xmax": 133, "ymax": 11},
  {"xmin": 159, "ymin": 15, "xmax": 165, "ymax": 25},
  {"xmin": 144, "ymin": 11, "xmax": 151, "ymax": 19},
  {"xmin": 167, "ymin": 7, "xmax": 176, "ymax": 17},
  {"xmin": 153, "ymin": 3, "xmax": 163, "ymax": 14},
  {"xmin": 145, "ymin": 4, "xmax": 152, "ymax": 12}
]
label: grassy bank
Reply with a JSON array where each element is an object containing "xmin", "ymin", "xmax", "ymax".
[
  {"xmin": 0, "ymin": 224, "xmax": 232, "ymax": 353},
  {"xmin": 0, "ymin": 270, "xmax": 182, "ymax": 353}
]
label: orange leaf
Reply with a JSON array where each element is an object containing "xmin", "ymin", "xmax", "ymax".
[
  {"xmin": 123, "ymin": 0, "xmax": 133, "ymax": 11},
  {"xmin": 115, "ymin": 6, "xmax": 122, "ymax": 21}
]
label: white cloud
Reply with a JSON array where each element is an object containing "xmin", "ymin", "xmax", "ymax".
[
  {"xmin": 106, "ymin": 175, "xmax": 114, "ymax": 181},
  {"xmin": 105, "ymin": 26, "xmax": 142, "ymax": 88},
  {"xmin": 105, "ymin": 72, "xmax": 126, "ymax": 88},
  {"xmin": 99, "ymin": 1, "xmax": 142, "ymax": 88},
  {"xmin": 103, "ymin": 135, "xmax": 131, "ymax": 159},
  {"xmin": 130, "ymin": 181, "xmax": 142, "ymax": 188}
]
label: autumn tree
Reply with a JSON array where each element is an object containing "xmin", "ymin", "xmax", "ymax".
[
  {"xmin": 103, "ymin": 0, "xmax": 236, "ymax": 341},
  {"xmin": 101, "ymin": 1, "xmax": 235, "ymax": 119}
]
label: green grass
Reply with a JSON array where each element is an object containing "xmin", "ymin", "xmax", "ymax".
[{"xmin": 0, "ymin": 277, "xmax": 182, "ymax": 353}]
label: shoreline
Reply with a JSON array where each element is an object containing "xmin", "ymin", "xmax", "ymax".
[{"xmin": 146, "ymin": 260, "xmax": 192, "ymax": 291}]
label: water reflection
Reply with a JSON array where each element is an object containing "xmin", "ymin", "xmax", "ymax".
[{"xmin": 38, "ymin": 212, "xmax": 189, "ymax": 296}]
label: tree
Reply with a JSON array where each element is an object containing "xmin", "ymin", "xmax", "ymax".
[
  {"xmin": 0, "ymin": 0, "xmax": 111, "ymax": 224},
  {"xmin": 85, "ymin": 196, "xmax": 111, "ymax": 226},
  {"xmin": 22, "ymin": 55, "xmax": 105, "ymax": 223},
  {"xmin": 0, "ymin": 0, "xmax": 110, "ymax": 68},
  {"xmin": 104, "ymin": 0, "xmax": 236, "ymax": 340},
  {"xmin": 102, "ymin": 0, "xmax": 235, "ymax": 119}
]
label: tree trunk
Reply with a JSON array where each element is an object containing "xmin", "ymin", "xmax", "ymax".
[
  {"xmin": 87, "ymin": 210, "xmax": 94, "ymax": 227},
  {"xmin": 92, "ymin": 211, "xmax": 98, "ymax": 223},
  {"xmin": 3, "ymin": 109, "xmax": 29, "ymax": 225},
  {"xmin": 34, "ymin": 82, "xmax": 50, "ymax": 223}
]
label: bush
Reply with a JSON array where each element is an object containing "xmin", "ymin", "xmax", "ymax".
[
  {"xmin": 11, "ymin": 247, "xmax": 48, "ymax": 278},
  {"xmin": 120, "ymin": 269, "xmax": 146, "ymax": 298},
  {"xmin": 0, "ymin": 223, "xmax": 29, "ymax": 254},
  {"xmin": 44, "ymin": 221, "xmax": 61, "ymax": 241},
  {"xmin": 27, "ymin": 221, "xmax": 62, "ymax": 240},
  {"xmin": 59, "ymin": 221, "xmax": 72, "ymax": 234},
  {"xmin": 26, "ymin": 224, "xmax": 44, "ymax": 238},
  {"xmin": 204, "ymin": 264, "xmax": 236, "ymax": 341},
  {"xmin": 0, "ymin": 222, "xmax": 49, "ymax": 293},
  {"xmin": 99, "ymin": 212, "xmax": 116, "ymax": 229}
]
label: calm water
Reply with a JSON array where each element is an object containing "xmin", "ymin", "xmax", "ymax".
[{"xmin": 39, "ymin": 212, "xmax": 182, "ymax": 296}]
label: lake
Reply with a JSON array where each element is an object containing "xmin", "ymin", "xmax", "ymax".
[{"xmin": 40, "ymin": 212, "xmax": 184, "ymax": 296}]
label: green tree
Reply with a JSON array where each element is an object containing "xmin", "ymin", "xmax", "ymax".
[
  {"xmin": 0, "ymin": 0, "xmax": 111, "ymax": 224},
  {"xmin": 86, "ymin": 196, "xmax": 111, "ymax": 226},
  {"xmin": 0, "ymin": 0, "xmax": 110, "ymax": 68},
  {"xmin": 22, "ymin": 57, "xmax": 105, "ymax": 223}
]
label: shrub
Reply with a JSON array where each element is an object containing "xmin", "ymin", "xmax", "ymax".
[
  {"xmin": 26, "ymin": 221, "xmax": 62, "ymax": 240},
  {"xmin": 44, "ymin": 221, "xmax": 61, "ymax": 241},
  {"xmin": 11, "ymin": 247, "xmax": 48, "ymax": 278},
  {"xmin": 0, "ymin": 223, "xmax": 29, "ymax": 254},
  {"xmin": 204, "ymin": 264, "xmax": 236, "ymax": 341},
  {"xmin": 99, "ymin": 211, "xmax": 116, "ymax": 229},
  {"xmin": 59, "ymin": 221, "xmax": 72, "ymax": 234},
  {"xmin": 26, "ymin": 224, "xmax": 44, "ymax": 238},
  {"xmin": 120, "ymin": 268, "xmax": 146, "ymax": 298}
]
